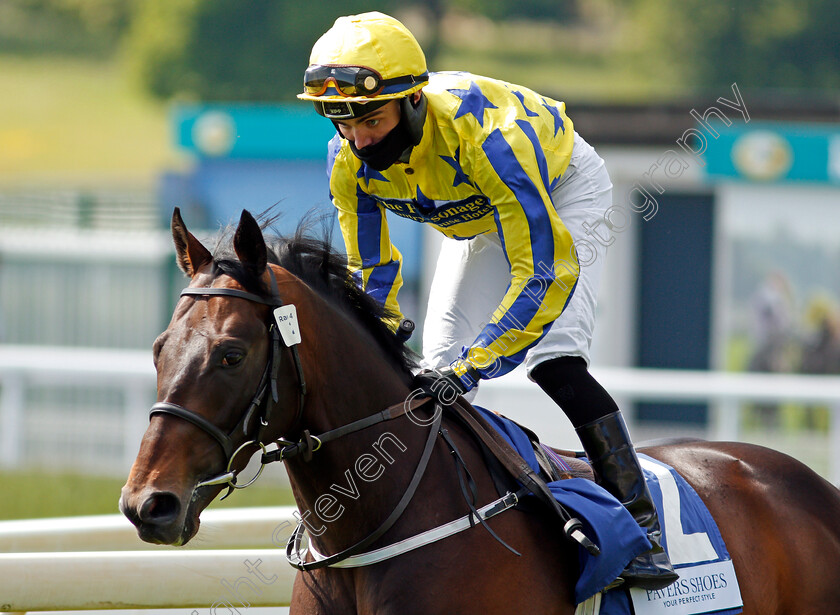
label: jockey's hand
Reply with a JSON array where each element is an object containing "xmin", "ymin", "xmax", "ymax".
[{"xmin": 412, "ymin": 365, "xmax": 471, "ymax": 406}]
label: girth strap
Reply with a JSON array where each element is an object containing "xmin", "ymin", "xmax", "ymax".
[
  {"xmin": 287, "ymin": 402, "xmax": 442, "ymax": 571},
  {"xmin": 439, "ymin": 426, "xmax": 521, "ymax": 556}
]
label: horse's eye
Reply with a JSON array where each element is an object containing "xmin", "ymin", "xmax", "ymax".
[{"xmin": 222, "ymin": 351, "xmax": 245, "ymax": 367}]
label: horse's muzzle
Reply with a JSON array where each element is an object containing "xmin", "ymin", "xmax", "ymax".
[{"xmin": 119, "ymin": 487, "xmax": 196, "ymax": 546}]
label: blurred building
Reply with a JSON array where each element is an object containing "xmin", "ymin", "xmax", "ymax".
[{"xmin": 571, "ymin": 94, "xmax": 840, "ymax": 429}]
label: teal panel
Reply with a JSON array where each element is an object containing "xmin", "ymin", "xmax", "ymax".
[
  {"xmin": 172, "ymin": 104, "xmax": 337, "ymax": 160},
  {"xmin": 702, "ymin": 121, "xmax": 840, "ymax": 184}
]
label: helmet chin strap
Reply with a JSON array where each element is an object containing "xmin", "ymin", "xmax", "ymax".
[{"xmin": 400, "ymin": 92, "xmax": 427, "ymax": 147}]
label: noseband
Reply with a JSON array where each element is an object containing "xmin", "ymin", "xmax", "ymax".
[{"xmin": 149, "ymin": 267, "xmax": 307, "ymax": 498}]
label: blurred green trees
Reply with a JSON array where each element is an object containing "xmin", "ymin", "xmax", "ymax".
[
  {"xmin": 2, "ymin": 0, "xmax": 839, "ymax": 101},
  {"xmin": 655, "ymin": 0, "xmax": 840, "ymax": 91},
  {"xmin": 124, "ymin": 0, "xmax": 401, "ymax": 101},
  {"xmin": 628, "ymin": 0, "xmax": 840, "ymax": 92},
  {"xmin": 0, "ymin": 0, "xmax": 135, "ymax": 56},
  {"xmin": 451, "ymin": 0, "xmax": 580, "ymax": 22}
]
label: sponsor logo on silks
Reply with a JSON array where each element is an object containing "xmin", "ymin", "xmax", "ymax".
[
  {"xmin": 369, "ymin": 195, "xmax": 425, "ymax": 221},
  {"xmin": 371, "ymin": 194, "xmax": 493, "ymax": 227}
]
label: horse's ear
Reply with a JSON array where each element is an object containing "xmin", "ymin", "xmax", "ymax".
[
  {"xmin": 233, "ymin": 210, "xmax": 267, "ymax": 275},
  {"xmin": 171, "ymin": 207, "xmax": 212, "ymax": 277}
]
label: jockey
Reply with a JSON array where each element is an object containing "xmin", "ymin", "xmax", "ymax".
[{"xmin": 300, "ymin": 11, "xmax": 677, "ymax": 590}]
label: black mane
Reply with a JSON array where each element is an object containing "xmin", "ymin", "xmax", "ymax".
[{"xmin": 212, "ymin": 223, "xmax": 418, "ymax": 380}]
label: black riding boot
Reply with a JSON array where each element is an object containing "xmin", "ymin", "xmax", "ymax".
[{"xmin": 576, "ymin": 411, "xmax": 679, "ymax": 590}]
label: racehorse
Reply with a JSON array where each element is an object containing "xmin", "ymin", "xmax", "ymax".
[{"xmin": 121, "ymin": 209, "xmax": 840, "ymax": 615}]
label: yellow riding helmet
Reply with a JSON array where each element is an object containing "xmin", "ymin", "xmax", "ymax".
[{"xmin": 298, "ymin": 11, "xmax": 428, "ymax": 110}]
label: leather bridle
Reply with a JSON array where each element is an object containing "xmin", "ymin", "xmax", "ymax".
[{"xmin": 149, "ymin": 267, "xmax": 307, "ymax": 498}]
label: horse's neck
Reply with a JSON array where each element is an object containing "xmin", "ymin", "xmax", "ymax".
[
  {"xmin": 310, "ymin": 310, "xmax": 410, "ymax": 425},
  {"xmin": 282, "ymin": 288, "xmax": 427, "ymax": 553},
  {"xmin": 276, "ymin": 271, "xmax": 411, "ymax": 423}
]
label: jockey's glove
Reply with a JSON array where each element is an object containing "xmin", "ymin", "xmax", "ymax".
[{"xmin": 412, "ymin": 364, "xmax": 478, "ymax": 406}]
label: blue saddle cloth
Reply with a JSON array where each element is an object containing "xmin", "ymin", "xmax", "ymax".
[
  {"xmin": 475, "ymin": 406, "xmax": 650, "ymax": 603},
  {"xmin": 599, "ymin": 453, "xmax": 742, "ymax": 615},
  {"xmin": 475, "ymin": 406, "xmax": 742, "ymax": 615}
]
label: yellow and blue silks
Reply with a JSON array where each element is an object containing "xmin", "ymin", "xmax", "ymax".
[{"xmin": 328, "ymin": 71, "xmax": 580, "ymax": 386}]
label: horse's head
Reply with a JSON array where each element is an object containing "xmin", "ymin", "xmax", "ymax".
[
  {"xmin": 121, "ymin": 208, "xmax": 417, "ymax": 546},
  {"xmin": 120, "ymin": 208, "xmax": 305, "ymax": 545}
]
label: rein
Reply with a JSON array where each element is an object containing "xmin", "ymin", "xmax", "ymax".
[
  {"xmin": 287, "ymin": 399, "xmax": 442, "ymax": 571},
  {"xmin": 261, "ymin": 397, "xmax": 432, "ymax": 464}
]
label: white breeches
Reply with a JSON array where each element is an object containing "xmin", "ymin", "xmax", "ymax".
[{"xmin": 421, "ymin": 132, "xmax": 614, "ymax": 381}]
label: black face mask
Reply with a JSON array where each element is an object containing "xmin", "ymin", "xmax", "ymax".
[{"xmin": 348, "ymin": 119, "xmax": 413, "ymax": 171}]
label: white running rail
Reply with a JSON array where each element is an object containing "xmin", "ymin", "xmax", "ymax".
[
  {"xmin": 2, "ymin": 347, "xmax": 840, "ymax": 611},
  {"xmin": 0, "ymin": 507, "xmax": 298, "ymax": 611},
  {"xmin": 2, "ymin": 344, "xmax": 840, "ymax": 478}
]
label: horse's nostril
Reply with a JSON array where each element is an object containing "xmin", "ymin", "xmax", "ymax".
[{"xmin": 138, "ymin": 492, "xmax": 181, "ymax": 525}]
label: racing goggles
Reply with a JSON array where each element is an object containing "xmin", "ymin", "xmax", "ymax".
[{"xmin": 303, "ymin": 64, "xmax": 426, "ymax": 98}]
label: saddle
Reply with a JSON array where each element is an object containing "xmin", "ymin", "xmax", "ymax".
[
  {"xmin": 524, "ymin": 426, "xmax": 594, "ymax": 482},
  {"xmin": 444, "ymin": 398, "xmax": 599, "ymax": 554},
  {"xmin": 452, "ymin": 400, "xmax": 743, "ymax": 613}
]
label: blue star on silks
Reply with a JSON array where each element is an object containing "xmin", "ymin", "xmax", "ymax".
[
  {"xmin": 542, "ymin": 99, "xmax": 565, "ymax": 136},
  {"xmin": 512, "ymin": 90, "xmax": 539, "ymax": 117},
  {"xmin": 413, "ymin": 186, "xmax": 437, "ymax": 215},
  {"xmin": 440, "ymin": 148, "xmax": 471, "ymax": 187},
  {"xmin": 448, "ymin": 82, "xmax": 498, "ymax": 127},
  {"xmin": 357, "ymin": 165, "xmax": 389, "ymax": 184}
]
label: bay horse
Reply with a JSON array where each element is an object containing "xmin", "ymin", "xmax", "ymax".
[{"xmin": 121, "ymin": 208, "xmax": 840, "ymax": 614}]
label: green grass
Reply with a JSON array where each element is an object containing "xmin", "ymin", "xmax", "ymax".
[
  {"xmin": 436, "ymin": 47, "xmax": 686, "ymax": 103},
  {"xmin": 0, "ymin": 55, "xmax": 175, "ymax": 184},
  {"xmin": 0, "ymin": 470, "xmax": 295, "ymax": 521}
]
